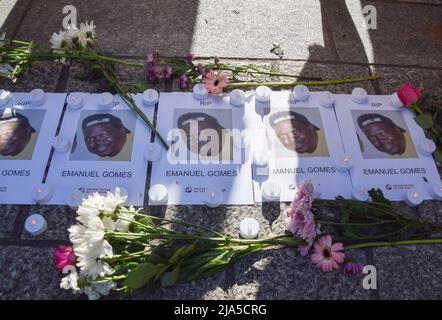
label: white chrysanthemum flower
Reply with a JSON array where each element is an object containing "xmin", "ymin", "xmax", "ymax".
[
  {"xmin": 115, "ymin": 206, "xmax": 138, "ymax": 232},
  {"xmin": 66, "ymin": 188, "xmax": 133, "ymax": 290},
  {"xmin": 77, "ymin": 32, "xmax": 89, "ymax": 48},
  {"xmin": 79, "ymin": 21, "xmax": 96, "ymax": 40},
  {"xmin": 66, "ymin": 26, "xmax": 79, "ymax": 39},
  {"xmin": 60, "ymin": 267, "xmax": 80, "ymax": 292},
  {"xmin": 83, "ymin": 286, "xmax": 100, "ymax": 300},
  {"xmin": 102, "ymin": 216, "xmax": 116, "ymax": 232},
  {"xmin": 83, "ymin": 281, "xmax": 115, "ymax": 300},
  {"xmin": 50, "ymin": 30, "xmax": 70, "ymax": 49}
]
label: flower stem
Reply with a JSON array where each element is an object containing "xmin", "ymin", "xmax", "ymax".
[
  {"xmin": 224, "ymin": 75, "xmax": 382, "ymax": 89},
  {"xmin": 346, "ymin": 239, "xmax": 442, "ymax": 250},
  {"xmin": 317, "ymin": 220, "xmax": 397, "ymax": 227}
]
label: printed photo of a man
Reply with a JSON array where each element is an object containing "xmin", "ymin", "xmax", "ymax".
[
  {"xmin": 266, "ymin": 109, "xmax": 329, "ymax": 158},
  {"xmin": 70, "ymin": 111, "xmax": 135, "ymax": 161},
  {"xmin": 0, "ymin": 108, "xmax": 41, "ymax": 160},
  {"xmin": 174, "ymin": 109, "xmax": 233, "ymax": 161},
  {"xmin": 353, "ymin": 111, "xmax": 417, "ymax": 159}
]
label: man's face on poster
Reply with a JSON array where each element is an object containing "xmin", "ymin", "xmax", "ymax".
[
  {"xmin": 84, "ymin": 123, "xmax": 127, "ymax": 157},
  {"xmin": 274, "ymin": 119, "xmax": 318, "ymax": 153},
  {"xmin": 0, "ymin": 120, "xmax": 33, "ymax": 156},
  {"xmin": 179, "ymin": 115, "xmax": 225, "ymax": 157},
  {"xmin": 361, "ymin": 121, "xmax": 406, "ymax": 155}
]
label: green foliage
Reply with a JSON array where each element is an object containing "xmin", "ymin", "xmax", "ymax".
[
  {"xmin": 415, "ymin": 113, "xmax": 434, "ymax": 129},
  {"xmin": 368, "ymin": 188, "xmax": 392, "ymax": 208},
  {"xmin": 124, "ymin": 262, "xmax": 158, "ymax": 289}
]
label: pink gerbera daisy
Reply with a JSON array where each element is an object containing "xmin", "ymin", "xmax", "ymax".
[
  {"xmin": 204, "ymin": 70, "xmax": 229, "ymax": 95},
  {"xmin": 311, "ymin": 235, "xmax": 345, "ymax": 272}
]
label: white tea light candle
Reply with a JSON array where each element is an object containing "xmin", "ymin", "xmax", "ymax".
[
  {"xmin": 319, "ymin": 91, "xmax": 334, "ymax": 108},
  {"xmin": 333, "ymin": 153, "xmax": 353, "ymax": 172},
  {"xmin": 0, "ymin": 89, "xmax": 11, "ymax": 106},
  {"xmin": 239, "ymin": 218, "xmax": 260, "ymax": 239},
  {"xmin": 66, "ymin": 190, "xmax": 84, "ymax": 209},
  {"xmin": 30, "ymin": 89, "xmax": 46, "ymax": 106},
  {"xmin": 204, "ymin": 189, "xmax": 223, "ymax": 208},
  {"xmin": 67, "ymin": 93, "xmax": 84, "ymax": 110},
  {"xmin": 418, "ymin": 139, "xmax": 436, "ymax": 156},
  {"xmin": 53, "ymin": 135, "xmax": 72, "ymax": 153},
  {"xmin": 149, "ymin": 184, "xmax": 168, "ymax": 205},
  {"xmin": 230, "ymin": 89, "xmax": 246, "ymax": 107},
  {"xmin": 233, "ymin": 130, "xmax": 252, "ymax": 149},
  {"xmin": 261, "ymin": 181, "xmax": 281, "ymax": 202},
  {"xmin": 431, "ymin": 184, "xmax": 442, "ymax": 200},
  {"xmin": 98, "ymin": 92, "xmax": 114, "ymax": 109},
  {"xmin": 405, "ymin": 189, "xmax": 423, "ymax": 207},
  {"xmin": 389, "ymin": 92, "xmax": 403, "ymax": 109},
  {"xmin": 292, "ymin": 85, "xmax": 309, "ymax": 101},
  {"xmin": 144, "ymin": 143, "xmax": 162, "ymax": 162},
  {"xmin": 253, "ymin": 150, "xmax": 269, "ymax": 167},
  {"xmin": 255, "ymin": 86, "xmax": 272, "ymax": 103},
  {"xmin": 351, "ymin": 87, "xmax": 368, "ymax": 104},
  {"xmin": 24, "ymin": 214, "xmax": 47, "ymax": 236},
  {"xmin": 32, "ymin": 184, "xmax": 52, "ymax": 203},
  {"xmin": 352, "ymin": 186, "xmax": 370, "ymax": 201},
  {"xmin": 142, "ymin": 89, "xmax": 159, "ymax": 106},
  {"xmin": 192, "ymin": 83, "xmax": 209, "ymax": 100}
]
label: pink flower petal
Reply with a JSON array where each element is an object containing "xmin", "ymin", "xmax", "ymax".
[{"xmin": 331, "ymin": 242, "xmax": 344, "ymax": 251}]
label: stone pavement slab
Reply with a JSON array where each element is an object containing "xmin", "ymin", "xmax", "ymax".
[
  {"xmin": 0, "ymin": 0, "xmax": 32, "ymax": 38},
  {"xmin": 0, "ymin": 62, "xmax": 63, "ymax": 92},
  {"xmin": 0, "ymin": 246, "xmax": 75, "ymax": 299},
  {"xmin": 371, "ymin": 66, "xmax": 442, "ymax": 101},
  {"xmin": 325, "ymin": 0, "xmax": 442, "ymax": 67},
  {"xmin": 0, "ymin": 205, "xmax": 20, "ymax": 238},
  {"xmin": 229, "ymin": 248, "xmax": 371, "ymax": 300},
  {"xmin": 372, "ymin": 244, "xmax": 442, "ymax": 299},
  {"xmin": 9, "ymin": 0, "xmax": 333, "ymax": 60}
]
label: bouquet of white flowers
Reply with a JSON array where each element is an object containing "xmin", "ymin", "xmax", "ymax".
[{"xmin": 55, "ymin": 184, "xmax": 442, "ymax": 300}]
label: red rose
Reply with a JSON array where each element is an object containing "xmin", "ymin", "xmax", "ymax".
[{"xmin": 397, "ymin": 82, "xmax": 421, "ymax": 108}]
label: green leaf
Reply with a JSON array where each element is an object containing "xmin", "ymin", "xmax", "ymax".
[
  {"xmin": 130, "ymin": 217, "xmax": 153, "ymax": 233},
  {"xmin": 161, "ymin": 265, "xmax": 180, "ymax": 287},
  {"xmin": 123, "ymin": 262, "xmax": 157, "ymax": 289},
  {"xmin": 147, "ymin": 252, "xmax": 169, "ymax": 265},
  {"xmin": 414, "ymin": 113, "xmax": 434, "ymax": 129},
  {"xmin": 368, "ymin": 188, "xmax": 391, "ymax": 208},
  {"xmin": 169, "ymin": 244, "xmax": 196, "ymax": 264}
]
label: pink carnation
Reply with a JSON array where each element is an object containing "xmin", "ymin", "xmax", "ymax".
[
  {"xmin": 204, "ymin": 70, "xmax": 229, "ymax": 95},
  {"xmin": 287, "ymin": 180, "xmax": 320, "ymax": 256},
  {"xmin": 311, "ymin": 235, "xmax": 345, "ymax": 273}
]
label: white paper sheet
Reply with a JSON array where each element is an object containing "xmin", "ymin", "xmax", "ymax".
[
  {"xmin": 252, "ymin": 91, "xmax": 353, "ymax": 201},
  {"xmin": 0, "ymin": 92, "xmax": 66, "ymax": 204},
  {"xmin": 150, "ymin": 92, "xmax": 254, "ymax": 205},
  {"xmin": 45, "ymin": 93, "xmax": 153, "ymax": 205},
  {"xmin": 334, "ymin": 94, "xmax": 441, "ymax": 200}
]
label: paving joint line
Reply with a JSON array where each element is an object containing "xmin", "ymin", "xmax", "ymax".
[
  {"xmin": 9, "ymin": 0, "xmax": 34, "ymax": 39},
  {"xmin": 0, "ymin": 238, "xmax": 69, "ymax": 248},
  {"xmin": 320, "ymin": 0, "xmax": 341, "ymax": 61}
]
